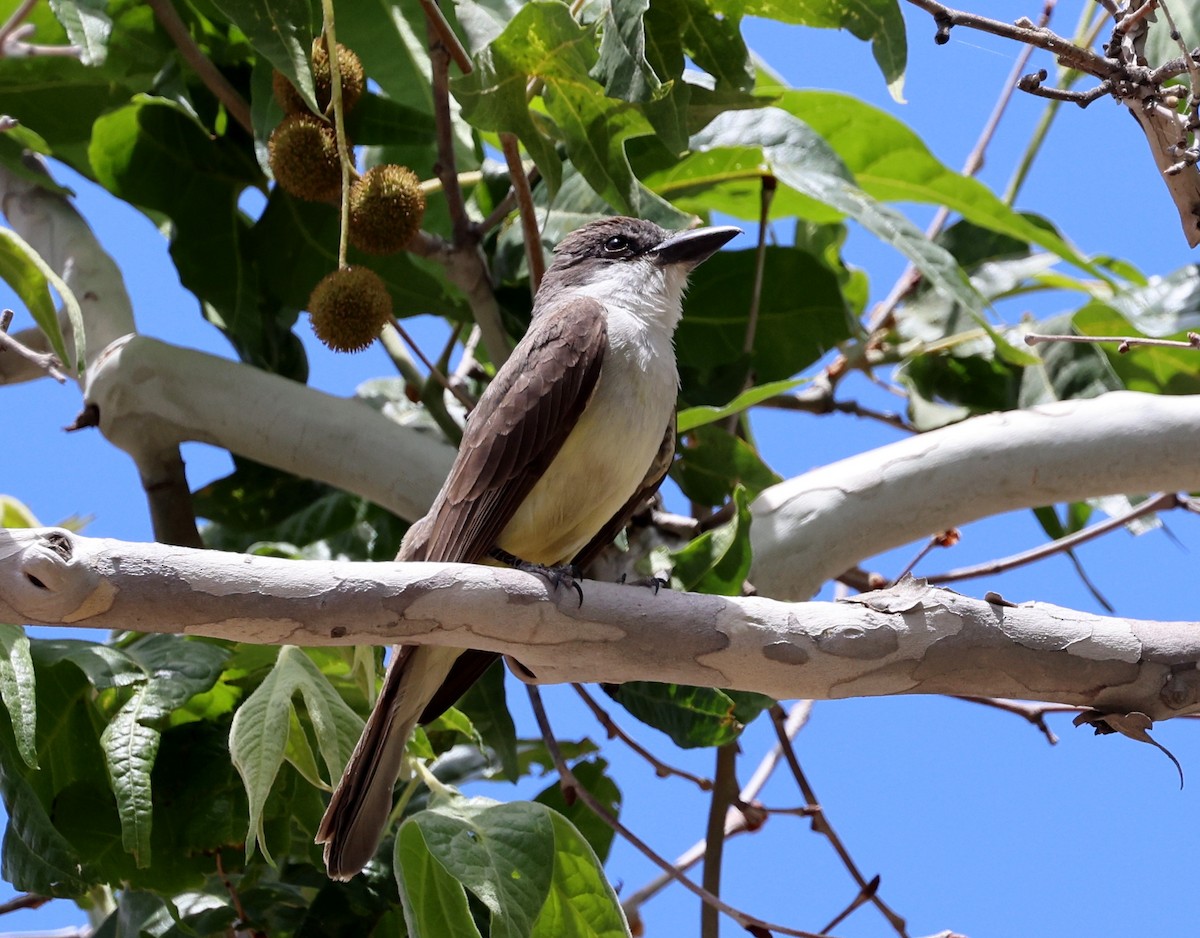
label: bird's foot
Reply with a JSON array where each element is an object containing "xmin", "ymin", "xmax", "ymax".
[
  {"xmin": 490, "ymin": 548, "xmax": 583, "ymax": 606},
  {"xmin": 619, "ymin": 573, "xmax": 670, "ymax": 595}
]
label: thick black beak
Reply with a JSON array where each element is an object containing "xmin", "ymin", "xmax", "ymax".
[{"xmin": 652, "ymin": 225, "xmax": 741, "ymax": 268}]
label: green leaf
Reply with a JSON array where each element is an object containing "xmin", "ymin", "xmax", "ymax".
[
  {"xmin": 88, "ymin": 96, "xmax": 301, "ymax": 375},
  {"xmin": 100, "ymin": 635, "xmax": 228, "ymax": 867},
  {"xmin": 0, "ymin": 227, "xmax": 85, "ymax": 373},
  {"xmin": 395, "ymin": 820, "xmax": 484, "ymax": 938},
  {"xmin": 677, "ymin": 377, "xmax": 806, "ymax": 432},
  {"xmin": 210, "ymin": 0, "xmax": 317, "ymax": 110},
  {"xmin": 676, "ymin": 246, "xmax": 852, "ymax": 407},
  {"xmin": 670, "ymin": 484, "xmax": 755, "ymax": 594},
  {"xmin": 405, "ymin": 796, "xmax": 555, "ymax": 935},
  {"xmin": 776, "ymin": 90, "xmax": 1099, "ymax": 276},
  {"xmin": 673, "ymin": 425, "xmax": 781, "ymax": 507},
  {"xmin": 455, "ymin": 660, "xmax": 519, "ymax": 781},
  {"xmin": 533, "ymin": 809, "xmax": 629, "ymax": 937},
  {"xmin": 606, "ymin": 682, "xmax": 747, "ymax": 748},
  {"xmin": 591, "ymin": 0, "xmax": 664, "ymax": 103},
  {"xmin": 48, "ymin": 0, "xmax": 113, "ymax": 66},
  {"xmin": 229, "ymin": 646, "xmax": 364, "ymax": 860},
  {"xmin": 0, "ymin": 625, "xmax": 37, "ymax": 768},
  {"xmin": 535, "ymin": 758, "xmax": 620, "ymax": 863}
]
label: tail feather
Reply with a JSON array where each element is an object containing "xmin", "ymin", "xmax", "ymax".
[{"xmin": 316, "ymin": 644, "xmax": 462, "ymax": 879}]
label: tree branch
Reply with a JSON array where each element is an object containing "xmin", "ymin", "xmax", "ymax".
[
  {"xmin": 5, "ymin": 529, "xmax": 1200, "ymax": 723},
  {"xmin": 750, "ymin": 391, "xmax": 1200, "ymax": 600}
]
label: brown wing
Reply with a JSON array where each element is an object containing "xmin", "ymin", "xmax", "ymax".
[
  {"xmin": 417, "ymin": 416, "xmax": 676, "ymax": 724},
  {"xmin": 400, "ymin": 297, "xmax": 608, "ymax": 565}
]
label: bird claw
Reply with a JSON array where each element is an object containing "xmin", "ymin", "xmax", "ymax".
[
  {"xmin": 490, "ymin": 549, "xmax": 583, "ymax": 606},
  {"xmin": 619, "ymin": 573, "xmax": 670, "ymax": 594}
]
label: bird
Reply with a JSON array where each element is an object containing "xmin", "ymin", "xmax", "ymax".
[{"xmin": 316, "ymin": 215, "xmax": 740, "ymax": 879}]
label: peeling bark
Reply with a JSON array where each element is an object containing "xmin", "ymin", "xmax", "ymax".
[{"xmin": 3, "ymin": 527, "xmax": 1198, "ymax": 721}]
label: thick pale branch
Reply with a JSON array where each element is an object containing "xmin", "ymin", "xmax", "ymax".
[
  {"xmin": 3, "ymin": 528, "xmax": 1200, "ymax": 722},
  {"xmin": 84, "ymin": 334, "xmax": 453, "ymax": 522},
  {"xmin": 750, "ymin": 391, "xmax": 1200, "ymax": 600}
]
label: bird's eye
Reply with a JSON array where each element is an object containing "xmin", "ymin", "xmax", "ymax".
[{"xmin": 603, "ymin": 235, "xmax": 629, "ymax": 253}]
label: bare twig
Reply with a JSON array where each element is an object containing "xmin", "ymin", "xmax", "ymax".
[
  {"xmin": 528, "ymin": 686, "xmax": 828, "ymax": 938},
  {"xmin": 744, "ymin": 176, "xmax": 775, "ymax": 357},
  {"xmin": 769, "ymin": 704, "xmax": 910, "ymax": 937},
  {"xmin": 700, "ymin": 742, "xmax": 739, "ymax": 938},
  {"xmin": 821, "ymin": 876, "xmax": 882, "ymax": 936},
  {"xmin": 390, "ymin": 316, "xmax": 476, "ymax": 411},
  {"xmin": 0, "ymin": 892, "xmax": 49, "ymax": 916},
  {"xmin": 0, "ymin": 0, "xmax": 37, "ymax": 49},
  {"xmin": 148, "ymin": 0, "xmax": 252, "ymax": 135},
  {"xmin": 757, "ymin": 384, "xmax": 914, "ymax": 432},
  {"xmin": 925, "ymin": 492, "xmax": 1181, "ymax": 585},
  {"xmin": 890, "ymin": 529, "xmax": 959, "ymax": 585},
  {"xmin": 500, "ymin": 132, "xmax": 545, "ymax": 295},
  {"xmin": 572, "ymin": 684, "xmax": 713, "ymax": 790},
  {"xmin": 428, "ymin": 22, "xmax": 472, "ymax": 248},
  {"xmin": 952, "ymin": 696, "xmax": 1084, "ymax": 744},
  {"xmin": 1025, "ymin": 331, "xmax": 1200, "ymax": 353},
  {"xmin": 416, "ymin": 0, "xmax": 472, "ymax": 73},
  {"xmin": 0, "ymin": 309, "xmax": 67, "ymax": 382}
]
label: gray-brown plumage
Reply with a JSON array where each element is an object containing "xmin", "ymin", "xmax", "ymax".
[{"xmin": 316, "ymin": 216, "xmax": 739, "ymax": 879}]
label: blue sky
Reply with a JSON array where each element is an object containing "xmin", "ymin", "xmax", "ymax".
[{"xmin": 3, "ymin": 2, "xmax": 1200, "ymax": 936}]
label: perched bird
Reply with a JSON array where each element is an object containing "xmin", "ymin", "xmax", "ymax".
[{"xmin": 316, "ymin": 215, "xmax": 740, "ymax": 878}]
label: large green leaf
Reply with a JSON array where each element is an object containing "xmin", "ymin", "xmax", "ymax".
[
  {"xmin": 229, "ymin": 646, "xmax": 364, "ymax": 861},
  {"xmin": 396, "ymin": 820, "xmax": 484, "ymax": 938},
  {"xmin": 455, "ymin": 660, "xmax": 519, "ymax": 781},
  {"xmin": 605, "ymin": 682, "xmax": 750, "ymax": 748},
  {"xmin": 532, "ymin": 809, "xmax": 629, "ymax": 937},
  {"xmin": 99, "ymin": 635, "xmax": 228, "ymax": 868},
  {"xmin": 670, "ymin": 484, "xmax": 756, "ymax": 593},
  {"xmin": 676, "ymin": 246, "xmax": 852, "ymax": 406},
  {"xmin": 1074, "ymin": 302, "xmax": 1200, "ymax": 395},
  {"xmin": 777, "ymin": 90, "xmax": 1098, "ymax": 275},
  {"xmin": 210, "ymin": 0, "xmax": 317, "ymax": 110}
]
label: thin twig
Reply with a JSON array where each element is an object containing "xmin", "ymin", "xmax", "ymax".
[
  {"xmin": 700, "ymin": 742, "xmax": 739, "ymax": 938},
  {"xmin": 769, "ymin": 704, "xmax": 910, "ymax": 937},
  {"xmin": 0, "ymin": 0, "xmax": 37, "ymax": 49},
  {"xmin": 390, "ymin": 316, "xmax": 476, "ymax": 411},
  {"xmin": 0, "ymin": 892, "xmax": 49, "ymax": 916},
  {"xmin": 744, "ymin": 176, "xmax": 775, "ymax": 356},
  {"xmin": 416, "ymin": 0, "xmax": 472, "ymax": 73},
  {"xmin": 147, "ymin": 0, "xmax": 252, "ymax": 134},
  {"xmin": 428, "ymin": 21, "xmax": 472, "ymax": 247},
  {"xmin": 925, "ymin": 492, "xmax": 1181, "ymax": 585},
  {"xmin": 952, "ymin": 696, "xmax": 1084, "ymax": 745},
  {"xmin": 629, "ymin": 702, "xmax": 816, "ymax": 920},
  {"xmin": 821, "ymin": 876, "xmax": 882, "ymax": 936},
  {"xmin": 890, "ymin": 530, "xmax": 959, "ymax": 585},
  {"xmin": 321, "ymin": 6, "xmax": 354, "ymax": 269},
  {"xmin": 1025, "ymin": 331, "xmax": 1200, "ymax": 352},
  {"xmin": 759, "ymin": 388, "xmax": 914, "ymax": 432},
  {"xmin": 528, "ymin": 686, "xmax": 828, "ymax": 938},
  {"xmin": 500, "ymin": 132, "xmax": 545, "ymax": 295},
  {"xmin": 572, "ymin": 684, "xmax": 713, "ymax": 790},
  {"xmin": 0, "ymin": 309, "xmax": 67, "ymax": 382}
]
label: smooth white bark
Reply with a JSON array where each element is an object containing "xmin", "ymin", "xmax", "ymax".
[
  {"xmin": 750, "ymin": 391, "xmax": 1200, "ymax": 600},
  {"xmin": 4, "ymin": 527, "xmax": 1199, "ymax": 722},
  {"xmin": 83, "ymin": 334, "xmax": 454, "ymax": 522}
]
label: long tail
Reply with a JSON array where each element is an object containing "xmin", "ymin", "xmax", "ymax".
[{"xmin": 316, "ymin": 644, "xmax": 461, "ymax": 879}]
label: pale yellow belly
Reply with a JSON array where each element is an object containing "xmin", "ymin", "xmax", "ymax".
[{"xmin": 497, "ymin": 359, "xmax": 673, "ymax": 566}]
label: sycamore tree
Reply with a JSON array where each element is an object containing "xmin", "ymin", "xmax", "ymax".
[{"xmin": 3, "ymin": 0, "xmax": 1200, "ymax": 935}]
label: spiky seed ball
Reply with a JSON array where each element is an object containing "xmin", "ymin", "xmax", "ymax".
[
  {"xmin": 308, "ymin": 267, "xmax": 392, "ymax": 353},
  {"xmin": 272, "ymin": 68, "xmax": 308, "ymax": 116},
  {"xmin": 268, "ymin": 114, "xmax": 343, "ymax": 202},
  {"xmin": 271, "ymin": 39, "xmax": 365, "ymax": 116},
  {"xmin": 348, "ymin": 165, "xmax": 426, "ymax": 255}
]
